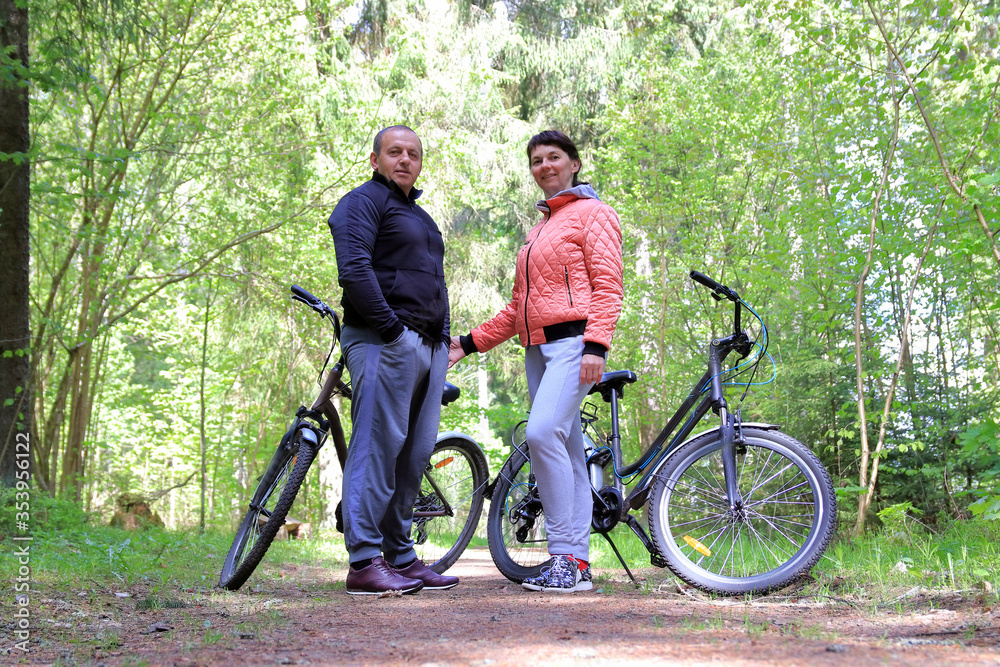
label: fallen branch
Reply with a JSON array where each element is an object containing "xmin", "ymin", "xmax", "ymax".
[{"xmin": 148, "ymin": 472, "xmax": 196, "ymax": 503}]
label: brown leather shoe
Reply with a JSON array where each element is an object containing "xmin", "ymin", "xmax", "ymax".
[
  {"xmin": 392, "ymin": 558, "xmax": 459, "ymax": 590},
  {"xmin": 346, "ymin": 556, "xmax": 424, "ymax": 596}
]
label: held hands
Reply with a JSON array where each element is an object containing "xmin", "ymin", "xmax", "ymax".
[
  {"xmin": 449, "ymin": 334, "xmax": 603, "ymax": 384},
  {"xmin": 580, "ymin": 353, "xmax": 605, "ymax": 385},
  {"xmin": 448, "ymin": 336, "xmax": 467, "ymax": 369}
]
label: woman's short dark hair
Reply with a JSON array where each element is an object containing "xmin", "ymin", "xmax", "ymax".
[{"xmin": 527, "ymin": 130, "xmax": 582, "ymax": 185}]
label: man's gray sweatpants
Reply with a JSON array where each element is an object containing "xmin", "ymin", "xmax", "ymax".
[
  {"xmin": 524, "ymin": 335, "xmax": 594, "ymax": 562},
  {"xmin": 340, "ymin": 324, "xmax": 448, "ymax": 566}
]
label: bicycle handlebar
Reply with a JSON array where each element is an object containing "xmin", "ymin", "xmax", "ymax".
[
  {"xmin": 291, "ymin": 284, "xmax": 321, "ymax": 305},
  {"xmin": 690, "ymin": 270, "xmax": 740, "ymax": 303},
  {"xmin": 291, "ymin": 284, "xmax": 336, "ymax": 317}
]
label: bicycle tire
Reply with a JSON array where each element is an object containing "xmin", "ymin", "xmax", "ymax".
[
  {"xmin": 486, "ymin": 449, "xmax": 550, "ymax": 583},
  {"xmin": 412, "ymin": 437, "xmax": 489, "ymax": 573},
  {"xmin": 218, "ymin": 428, "xmax": 318, "ymax": 591},
  {"xmin": 648, "ymin": 427, "xmax": 836, "ymax": 595}
]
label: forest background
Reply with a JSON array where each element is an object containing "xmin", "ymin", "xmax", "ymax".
[{"xmin": 1, "ymin": 0, "xmax": 998, "ymax": 543}]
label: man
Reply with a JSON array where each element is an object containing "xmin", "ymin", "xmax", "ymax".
[{"xmin": 328, "ymin": 125, "xmax": 457, "ymax": 595}]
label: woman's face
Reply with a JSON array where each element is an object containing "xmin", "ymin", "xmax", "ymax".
[{"xmin": 529, "ymin": 144, "xmax": 580, "ymax": 200}]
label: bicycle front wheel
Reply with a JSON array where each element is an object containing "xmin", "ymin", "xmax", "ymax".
[
  {"xmin": 218, "ymin": 428, "xmax": 318, "ymax": 591},
  {"xmin": 486, "ymin": 449, "xmax": 550, "ymax": 583},
  {"xmin": 412, "ymin": 437, "xmax": 489, "ymax": 573},
  {"xmin": 649, "ymin": 427, "xmax": 836, "ymax": 595}
]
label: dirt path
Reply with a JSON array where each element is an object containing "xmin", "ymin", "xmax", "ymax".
[{"xmin": 20, "ymin": 547, "xmax": 1000, "ymax": 666}]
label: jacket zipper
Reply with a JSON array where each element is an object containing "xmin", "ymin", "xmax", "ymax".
[
  {"xmin": 563, "ymin": 267, "xmax": 573, "ymax": 307},
  {"xmin": 523, "ymin": 206, "xmax": 551, "ymax": 346}
]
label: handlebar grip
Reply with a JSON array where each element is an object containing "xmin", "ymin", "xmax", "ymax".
[
  {"xmin": 690, "ymin": 270, "xmax": 723, "ymax": 292},
  {"xmin": 690, "ymin": 270, "xmax": 741, "ymax": 303},
  {"xmin": 291, "ymin": 284, "xmax": 320, "ymax": 305}
]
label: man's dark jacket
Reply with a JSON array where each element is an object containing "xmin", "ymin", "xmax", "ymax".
[{"xmin": 328, "ymin": 172, "xmax": 449, "ymax": 345}]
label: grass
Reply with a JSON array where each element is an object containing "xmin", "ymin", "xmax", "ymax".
[
  {"xmin": 26, "ymin": 523, "xmax": 241, "ymax": 591},
  {"xmin": 678, "ymin": 615, "xmax": 726, "ymax": 632},
  {"xmin": 588, "ymin": 523, "xmax": 654, "ymax": 570},
  {"xmin": 582, "ymin": 508, "xmax": 1000, "ymax": 609},
  {"xmin": 812, "ymin": 516, "xmax": 1000, "ymax": 601},
  {"xmin": 10, "ymin": 493, "xmax": 1000, "ymax": 611}
]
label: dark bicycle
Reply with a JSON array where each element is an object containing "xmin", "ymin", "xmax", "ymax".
[
  {"xmin": 219, "ymin": 285, "xmax": 489, "ymax": 591},
  {"xmin": 486, "ymin": 270, "xmax": 836, "ymax": 595}
]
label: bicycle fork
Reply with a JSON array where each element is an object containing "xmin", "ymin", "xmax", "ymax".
[{"xmin": 709, "ymin": 339, "xmax": 744, "ymax": 511}]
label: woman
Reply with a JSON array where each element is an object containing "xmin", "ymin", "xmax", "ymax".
[{"xmin": 449, "ymin": 130, "xmax": 624, "ymax": 593}]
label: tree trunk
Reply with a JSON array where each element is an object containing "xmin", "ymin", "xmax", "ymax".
[
  {"xmin": 199, "ymin": 285, "xmax": 212, "ymax": 533},
  {"xmin": 853, "ymin": 65, "xmax": 901, "ymax": 536},
  {"xmin": 0, "ymin": 0, "xmax": 32, "ymax": 488}
]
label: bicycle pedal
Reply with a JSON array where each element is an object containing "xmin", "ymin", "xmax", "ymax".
[{"xmin": 650, "ymin": 553, "xmax": 668, "ymax": 568}]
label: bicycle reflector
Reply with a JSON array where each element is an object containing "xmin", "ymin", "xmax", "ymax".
[
  {"xmin": 434, "ymin": 457, "xmax": 454, "ymax": 468},
  {"xmin": 683, "ymin": 535, "xmax": 712, "ymax": 557}
]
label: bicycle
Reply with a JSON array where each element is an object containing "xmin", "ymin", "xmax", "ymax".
[
  {"xmin": 485, "ymin": 270, "xmax": 836, "ymax": 595},
  {"xmin": 219, "ymin": 285, "xmax": 489, "ymax": 591}
]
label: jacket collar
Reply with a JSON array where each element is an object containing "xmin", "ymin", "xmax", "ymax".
[
  {"xmin": 371, "ymin": 171, "xmax": 422, "ymax": 203},
  {"xmin": 535, "ymin": 183, "xmax": 600, "ymax": 214}
]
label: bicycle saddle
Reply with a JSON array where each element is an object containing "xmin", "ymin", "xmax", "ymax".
[
  {"xmin": 589, "ymin": 370, "xmax": 638, "ymax": 401},
  {"xmin": 442, "ymin": 382, "xmax": 461, "ymax": 406}
]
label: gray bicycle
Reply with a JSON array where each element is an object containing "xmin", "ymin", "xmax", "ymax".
[{"xmin": 485, "ymin": 270, "xmax": 836, "ymax": 595}]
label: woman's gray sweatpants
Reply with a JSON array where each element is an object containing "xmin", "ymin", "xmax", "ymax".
[
  {"xmin": 524, "ymin": 335, "xmax": 594, "ymax": 562},
  {"xmin": 340, "ymin": 324, "xmax": 448, "ymax": 566}
]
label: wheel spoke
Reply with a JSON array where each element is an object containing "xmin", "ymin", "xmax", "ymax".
[
  {"xmin": 492, "ymin": 456, "xmax": 549, "ymax": 573},
  {"xmin": 653, "ymin": 430, "xmax": 835, "ymax": 594},
  {"xmin": 220, "ymin": 438, "xmax": 315, "ymax": 591},
  {"xmin": 412, "ymin": 441, "xmax": 487, "ymax": 573}
]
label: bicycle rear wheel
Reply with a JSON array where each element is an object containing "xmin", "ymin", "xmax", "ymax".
[
  {"xmin": 648, "ymin": 427, "xmax": 836, "ymax": 595},
  {"xmin": 218, "ymin": 427, "xmax": 318, "ymax": 591},
  {"xmin": 486, "ymin": 449, "xmax": 550, "ymax": 583},
  {"xmin": 412, "ymin": 436, "xmax": 488, "ymax": 573}
]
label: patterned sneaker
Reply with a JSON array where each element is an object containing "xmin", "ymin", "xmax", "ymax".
[
  {"xmin": 521, "ymin": 555, "xmax": 583, "ymax": 593},
  {"xmin": 520, "ymin": 559, "xmax": 553, "ymax": 592},
  {"xmin": 577, "ymin": 564, "xmax": 593, "ymax": 591}
]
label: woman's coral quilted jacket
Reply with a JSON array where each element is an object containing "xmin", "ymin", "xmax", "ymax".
[{"xmin": 472, "ymin": 185, "xmax": 623, "ymax": 353}]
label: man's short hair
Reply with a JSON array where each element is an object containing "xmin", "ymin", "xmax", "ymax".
[{"xmin": 373, "ymin": 125, "xmax": 422, "ymax": 157}]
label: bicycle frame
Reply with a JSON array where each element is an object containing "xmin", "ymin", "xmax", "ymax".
[
  {"xmin": 591, "ymin": 277, "xmax": 772, "ymax": 518},
  {"xmin": 494, "ymin": 271, "xmax": 775, "ymax": 567},
  {"xmin": 599, "ymin": 337, "xmax": 778, "ymax": 512},
  {"xmin": 290, "ymin": 289, "xmax": 476, "ymax": 524},
  {"xmin": 573, "ymin": 272, "xmax": 775, "ymax": 572}
]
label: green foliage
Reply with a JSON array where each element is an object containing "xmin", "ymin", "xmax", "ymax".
[
  {"xmin": 23, "ymin": 0, "xmax": 1000, "ymax": 535},
  {"xmin": 877, "ymin": 502, "xmax": 924, "ymax": 541},
  {"xmin": 960, "ymin": 419, "xmax": 1000, "ymax": 519},
  {"xmin": 0, "ymin": 488, "xmax": 93, "ymax": 536},
  {"xmin": 27, "ymin": 524, "xmax": 241, "ymax": 589}
]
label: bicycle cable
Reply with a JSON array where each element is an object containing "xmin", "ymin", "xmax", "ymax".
[
  {"xmin": 728, "ymin": 298, "xmax": 774, "ymax": 404},
  {"xmin": 316, "ymin": 310, "xmax": 343, "ymax": 390},
  {"xmin": 698, "ymin": 296, "xmax": 774, "ymax": 397}
]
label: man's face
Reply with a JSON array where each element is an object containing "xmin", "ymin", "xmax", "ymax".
[{"xmin": 370, "ymin": 128, "xmax": 422, "ymax": 195}]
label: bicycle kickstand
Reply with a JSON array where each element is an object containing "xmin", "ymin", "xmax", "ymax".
[{"xmin": 598, "ymin": 531, "xmax": 638, "ymax": 586}]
